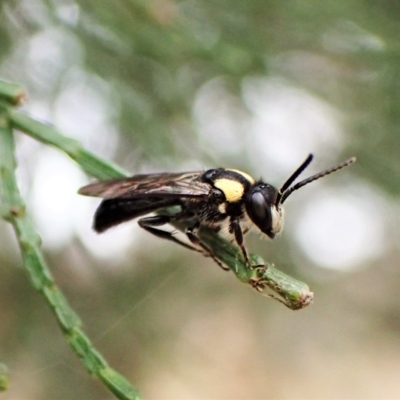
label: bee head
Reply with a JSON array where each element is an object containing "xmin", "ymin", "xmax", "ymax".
[
  {"xmin": 245, "ymin": 183, "xmax": 282, "ymax": 239},
  {"xmin": 246, "ymin": 154, "xmax": 356, "ymax": 239}
]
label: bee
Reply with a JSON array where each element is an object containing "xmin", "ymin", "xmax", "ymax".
[{"xmin": 79, "ymin": 154, "xmax": 356, "ymax": 269}]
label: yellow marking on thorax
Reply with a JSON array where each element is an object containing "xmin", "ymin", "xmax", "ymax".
[
  {"xmin": 227, "ymin": 169, "xmax": 255, "ymax": 184},
  {"xmin": 214, "ymin": 178, "xmax": 245, "ymax": 203}
]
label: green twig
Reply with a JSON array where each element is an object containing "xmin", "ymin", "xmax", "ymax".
[
  {"xmin": 0, "ymin": 81, "xmax": 26, "ymax": 106},
  {"xmin": 170, "ymin": 212, "xmax": 313, "ymax": 310},
  {"xmin": 0, "ymin": 104, "xmax": 141, "ymax": 400},
  {"xmin": 202, "ymin": 231, "xmax": 313, "ymax": 310},
  {"xmin": 10, "ymin": 111, "xmax": 127, "ymax": 180},
  {"xmin": 0, "ymin": 80, "xmax": 26, "ymax": 106}
]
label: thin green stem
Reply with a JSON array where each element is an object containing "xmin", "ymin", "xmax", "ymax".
[
  {"xmin": 0, "ymin": 81, "xmax": 26, "ymax": 106},
  {"xmin": 197, "ymin": 228, "xmax": 313, "ymax": 309},
  {"xmin": 10, "ymin": 110, "xmax": 128, "ymax": 180},
  {"xmin": 171, "ymin": 214, "xmax": 313, "ymax": 310},
  {"xmin": 0, "ymin": 104, "xmax": 141, "ymax": 400}
]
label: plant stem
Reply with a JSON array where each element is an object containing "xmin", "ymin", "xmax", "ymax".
[
  {"xmin": 0, "ymin": 80, "xmax": 26, "ymax": 106},
  {"xmin": 0, "ymin": 104, "xmax": 142, "ymax": 400},
  {"xmin": 10, "ymin": 110, "xmax": 127, "ymax": 180}
]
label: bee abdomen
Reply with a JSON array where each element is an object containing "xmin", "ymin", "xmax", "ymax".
[{"xmin": 93, "ymin": 198, "xmax": 180, "ymax": 232}]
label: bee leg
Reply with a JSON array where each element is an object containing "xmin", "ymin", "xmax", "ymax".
[
  {"xmin": 229, "ymin": 218, "xmax": 251, "ymax": 267},
  {"xmin": 138, "ymin": 216, "xmax": 203, "ymax": 253},
  {"xmin": 185, "ymin": 225, "xmax": 230, "ymax": 271}
]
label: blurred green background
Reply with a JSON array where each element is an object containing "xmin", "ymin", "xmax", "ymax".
[{"xmin": 1, "ymin": 1, "xmax": 400, "ymax": 398}]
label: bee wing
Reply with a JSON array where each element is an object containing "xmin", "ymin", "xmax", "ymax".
[{"xmin": 78, "ymin": 171, "xmax": 210, "ymax": 199}]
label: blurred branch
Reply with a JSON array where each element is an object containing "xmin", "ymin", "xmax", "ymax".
[
  {"xmin": 0, "ymin": 363, "xmax": 8, "ymax": 392},
  {"xmin": 0, "ymin": 101, "xmax": 141, "ymax": 400},
  {"xmin": 0, "ymin": 80, "xmax": 26, "ymax": 106},
  {"xmin": 10, "ymin": 111, "xmax": 127, "ymax": 180}
]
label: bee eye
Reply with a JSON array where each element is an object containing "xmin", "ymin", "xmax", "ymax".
[
  {"xmin": 245, "ymin": 184, "xmax": 279, "ymax": 238},
  {"xmin": 251, "ymin": 192, "xmax": 267, "ymax": 219},
  {"xmin": 246, "ymin": 191, "xmax": 272, "ymax": 232}
]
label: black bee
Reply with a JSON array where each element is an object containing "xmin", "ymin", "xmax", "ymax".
[{"xmin": 79, "ymin": 154, "xmax": 356, "ymax": 269}]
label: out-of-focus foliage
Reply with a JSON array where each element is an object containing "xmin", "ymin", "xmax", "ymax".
[
  {"xmin": 0, "ymin": 363, "xmax": 8, "ymax": 392},
  {"xmin": 1, "ymin": 0, "xmax": 399, "ymax": 183},
  {"xmin": 1, "ymin": 1, "xmax": 400, "ymax": 399}
]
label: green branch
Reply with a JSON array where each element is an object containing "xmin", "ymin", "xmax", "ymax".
[
  {"xmin": 10, "ymin": 111, "xmax": 127, "ymax": 180},
  {"xmin": 197, "ymin": 229, "xmax": 313, "ymax": 309},
  {"xmin": 0, "ymin": 80, "xmax": 26, "ymax": 106},
  {"xmin": 0, "ymin": 99, "xmax": 141, "ymax": 399}
]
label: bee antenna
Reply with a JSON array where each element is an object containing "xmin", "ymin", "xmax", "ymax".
[
  {"xmin": 275, "ymin": 154, "xmax": 314, "ymax": 205},
  {"xmin": 279, "ymin": 156, "xmax": 356, "ymax": 205}
]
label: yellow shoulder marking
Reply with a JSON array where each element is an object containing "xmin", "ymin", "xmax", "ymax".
[
  {"xmin": 227, "ymin": 169, "xmax": 255, "ymax": 184},
  {"xmin": 214, "ymin": 178, "xmax": 245, "ymax": 203}
]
